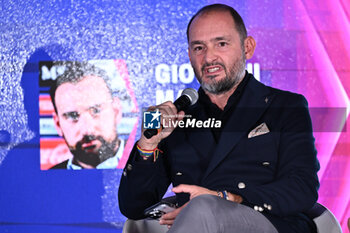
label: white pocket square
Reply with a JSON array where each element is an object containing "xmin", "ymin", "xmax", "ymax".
[{"xmin": 248, "ymin": 123, "xmax": 270, "ymax": 138}]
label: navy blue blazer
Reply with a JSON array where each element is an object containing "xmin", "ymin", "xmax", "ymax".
[{"xmin": 119, "ymin": 74, "xmax": 319, "ymax": 233}]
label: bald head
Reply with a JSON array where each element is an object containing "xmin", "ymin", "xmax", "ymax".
[{"xmin": 186, "ymin": 4, "xmax": 247, "ymax": 44}]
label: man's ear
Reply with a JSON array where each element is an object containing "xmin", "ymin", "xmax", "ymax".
[
  {"xmin": 188, "ymin": 48, "xmax": 192, "ymax": 63},
  {"xmin": 244, "ymin": 36, "xmax": 256, "ymax": 60},
  {"xmin": 53, "ymin": 112, "xmax": 63, "ymax": 137},
  {"xmin": 112, "ymin": 97, "xmax": 122, "ymax": 124}
]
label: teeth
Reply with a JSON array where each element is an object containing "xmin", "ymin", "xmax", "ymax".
[{"xmin": 208, "ymin": 67, "xmax": 219, "ymax": 73}]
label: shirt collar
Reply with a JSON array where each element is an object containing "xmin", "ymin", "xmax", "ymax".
[{"xmin": 198, "ymin": 71, "xmax": 250, "ymax": 112}]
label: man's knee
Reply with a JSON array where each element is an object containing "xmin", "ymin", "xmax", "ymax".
[{"xmin": 171, "ymin": 194, "xmax": 219, "ymax": 230}]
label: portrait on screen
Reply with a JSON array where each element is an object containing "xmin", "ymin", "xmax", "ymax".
[{"xmin": 39, "ymin": 60, "xmax": 138, "ymax": 170}]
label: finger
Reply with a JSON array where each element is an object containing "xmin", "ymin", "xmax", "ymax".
[
  {"xmin": 158, "ymin": 101, "xmax": 178, "ymax": 116},
  {"xmin": 148, "ymin": 102, "xmax": 175, "ymax": 120},
  {"xmin": 160, "ymin": 203, "xmax": 187, "ymax": 225},
  {"xmin": 161, "ymin": 208, "xmax": 180, "ymax": 220},
  {"xmin": 147, "ymin": 105, "xmax": 157, "ymax": 111},
  {"xmin": 159, "ymin": 218, "xmax": 174, "ymax": 225},
  {"xmin": 158, "ymin": 105, "xmax": 177, "ymax": 127},
  {"xmin": 155, "ymin": 105, "xmax": 176, "ymax": 132},
  {"xmin": 149, "ymin": 101, "xmax": 177, "ymax": 118},
  {"xmin": 172, "ymin": 184, "xmax": 193, "ymax": 193},
  {"xmin": 177, "ymin": 110, "xmax": 185, "ymax": 121},
  {"xmin": 163, "ymin": 101, "xmax": 178, "ymax": 114},
  {"xmin": 161, "ymin": 212, "xmax": 175, "ymax": 220}
]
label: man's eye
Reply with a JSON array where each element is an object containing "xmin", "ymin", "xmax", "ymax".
[
  {"xmin": 218, "ymin": 42, "xmax": 227, "ymax": 47},
  {"xmin": 90, "ymin": 107, "xmax": 101, "ymax": 116},
  {"xmin": 193, "ymin": 46, "xmax": 203, "ymax": 51},
  {"xmin": 65, "ymin": 112, "xmax": 79, "ymax": 121}
]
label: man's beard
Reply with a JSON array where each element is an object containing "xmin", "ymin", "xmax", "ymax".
[
  {"xmin": 69, "ymin": 135, "xmax": 119, "ymax": 168},
  {"xmin": 193, "ymin": 52, "xmax": 246, "ymax": 95}
]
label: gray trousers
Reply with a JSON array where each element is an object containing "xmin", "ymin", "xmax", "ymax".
[
  {"xmin": 123, "ymin": 194, "xmax": 278, "ymax": 233},
  {"xmin": 168, "ymin": 194, "xmax": 278, "ymax": 233}
]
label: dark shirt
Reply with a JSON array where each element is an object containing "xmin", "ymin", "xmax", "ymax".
[{"xmin": 198, "ymin": 71, "xmax": 250, "ymax": 142}]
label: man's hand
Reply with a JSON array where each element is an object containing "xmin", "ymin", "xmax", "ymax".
[
  {"xmin": 159, "ymin": 184, "xmax": 243, "ymax": 228},
  {"xmin": 138, "ymin": 101, "xmax": 185, "ymax": 150},
  {"xmin": 159, "ymin": 185, "xmax": 212, "ymax": 228},
  {"xmin": 173, "ymin": 184, "xmax": 243, "ymax": 203},
  {"xmin": 159, "ymin": 202, "xmax": 188, "ymax": 228},
  {"xmin": 172, "ymin": 184, "xmax": 217, "ymax": 199}
]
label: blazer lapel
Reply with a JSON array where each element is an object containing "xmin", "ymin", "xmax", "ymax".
[{"xmin": 202, "ymin": 77, "xmax": 275, "ymax": 180}]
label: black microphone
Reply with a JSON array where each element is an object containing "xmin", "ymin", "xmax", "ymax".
[{"xmin": 143, "ymin": 88, "xmax": 199, "ymax": 139}]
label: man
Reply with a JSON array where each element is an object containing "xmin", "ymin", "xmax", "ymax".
[
  {"xmin": 49, "ymin": 61, "xmax": 124, "ymax": 169},
  {"xmin": 119, "ymin": 4, "xmax": 319, "ymax": 233}
]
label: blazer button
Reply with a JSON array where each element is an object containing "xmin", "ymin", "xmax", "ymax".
[
  {"xmin": 264, "ymin": 203, "xmax": 272, "ymax": 210},
  {"xmin": 262, "ymin": 162, "xmax": 270, "ymax": 166},
  {"xmin": 238, "ymin": 182, "xmax": 246, "ymax": 189},
  {"xmin": 176, "ymin": 172, "xmax": 182, "ymax": 176},
  {"xmin": 127, "ymin": 164, "xmax": 133, "ymax": 171}
]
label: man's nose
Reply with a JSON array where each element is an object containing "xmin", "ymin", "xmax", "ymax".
[
  {"xmin": 78, "ymin": 112, "xmax": 97, "ymax": 136},
  {"xmin": 204, "ymin": 47, "xmax": 218, "ymax": 63}
]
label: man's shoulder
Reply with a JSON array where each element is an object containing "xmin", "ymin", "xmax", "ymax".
[
  {"xmin": 249, "ymin": 76, "xmax": 308, "ymax": 107},
  {"xmin": 269, "ymin": 86, "xmax": 308, "ymax": 107},
  {"xmin": 49, "ymin": 160, "xmax": 69, "ymax": 169}
]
